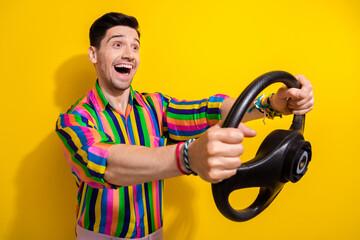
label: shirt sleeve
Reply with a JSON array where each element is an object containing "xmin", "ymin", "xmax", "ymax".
[
  {"xmin": 55, "ymin": 112, "xmax": 115, "ymax": 189},
  {"xmin": 161, "ymin": 93, "xmax": 229, "ymax": 143}
]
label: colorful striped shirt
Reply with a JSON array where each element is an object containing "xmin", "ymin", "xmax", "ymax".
[{"xmin": 55, "ymin": 81, "xmax": 228, "ymax": 238}]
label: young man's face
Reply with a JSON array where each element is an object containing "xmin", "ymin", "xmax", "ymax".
[{"xmin": 89, "ymin": 25, "xmax": 140, "ymax": 93}]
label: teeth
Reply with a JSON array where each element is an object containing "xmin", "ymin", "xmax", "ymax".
[{"xmin": 115, "ymin": 64, "xmax": 133, "ymax": 69}]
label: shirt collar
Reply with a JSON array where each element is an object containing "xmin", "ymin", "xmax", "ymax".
[{"xmin": 91, "ymin": 81, "xmax": 146, "ymax": 112}]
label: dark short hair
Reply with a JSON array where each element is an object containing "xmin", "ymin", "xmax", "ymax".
[{"xmin": 89, "ymin": 12, "xmax": 140, "ymax": 49}]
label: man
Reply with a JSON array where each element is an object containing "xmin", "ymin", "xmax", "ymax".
[{"xmin": 56, "ymin": 12, "xmax": 314, "ymax": 240}]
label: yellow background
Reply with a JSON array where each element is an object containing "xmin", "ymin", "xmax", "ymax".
[{"xmin": 1, "ymin": 0, "xmax": 359, "ymax": 239}]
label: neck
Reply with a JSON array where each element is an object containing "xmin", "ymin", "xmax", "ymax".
[{"xmin": 98, "ymin": 82, "xmax": 131, "ymax": 115}]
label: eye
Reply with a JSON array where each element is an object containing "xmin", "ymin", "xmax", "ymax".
[
  {"xmin": 132, "ymin": 45, "xmax": 139, "ymax": 51},
  {"xmin": 113, "ymin": 42, "xmax": 122, "ymax": 48}
]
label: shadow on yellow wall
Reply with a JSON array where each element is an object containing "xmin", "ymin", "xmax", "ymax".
[
  {"xmin": 9, "ymin": 55, "xmax": 95, "ymax": 239},
  {"xmin": 10, "ymin": 133, "xmax": 76, "ymax": 239},
  {"xmin": 9, "ymin": 54, "xmax": 197, "ymax": 238}
]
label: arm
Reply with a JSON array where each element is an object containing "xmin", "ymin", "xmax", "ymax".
[
  {"xmin": 55, "ymin": 94, "xmax": 252, "ymax": 187},
  {"xmin": 56, "ymin": 112, "xmax": 184, "ymax": 187},
  {"xmin": 105, "ymin": 93, "xmax": 257, "ymax": 185},
  {"xmin": 105, "ymin": 122, "xmax": 257, "ymax": 185},
  {"xmin": 270, "ymin": 75, "xmax": 314, "ymax": 115},
  {"xmin": 56, "ymin": 113, "xmax": 115, "ymax": 189},
  {"xmin": 104, "ymin": 143, "xmax": 181, "ymax": 186},
  {"xmin": 58, "ymin": 76, "xmax": 314, "ymax": 188},
  {"xmin": 220, "ymin": 97, "xmax": 264, "ymax": 122},
  {"xmin": 131, "ymin": 74, "xmax": 313, "ymax": 184},
  {"xmin": 220, "ymin": 75, "xmax": 314, "ymax": 121}
]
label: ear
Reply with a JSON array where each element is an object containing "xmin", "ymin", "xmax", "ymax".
[{"xmin": 88, "ymin": 46, "xmax": 98, "ymax": 64}]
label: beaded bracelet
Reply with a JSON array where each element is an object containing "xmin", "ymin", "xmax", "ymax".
[
  {"xmin": 183, "ymin": 139, "xmax": 197, "ymax": 175},
  {"xmin": 176, "ymin": 142, "xmax": 189, "ymax": 175}
]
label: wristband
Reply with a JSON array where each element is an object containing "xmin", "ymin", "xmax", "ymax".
[
  {"xmin": 247, "ymin": 93, "xmax": 282, "ymax": 124},
  {"xmin": 262, "ymin": 93, "xmax": 282, "ymax": 120},
  {"xmin": 176, "ymin": 142, "xmax": 189, "ymax": 175},
  {"xmin": 183, "ymin": 139, "xmax": 197, "ymax": 175}
]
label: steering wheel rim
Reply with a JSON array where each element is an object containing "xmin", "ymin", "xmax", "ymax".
[
  {"xmin": 212, "ymin": 70, "xmax": 307, "ymax": 222},
  {"xmin": 222, "ymin": 70, "xmax": 304, "ymax": 131}
]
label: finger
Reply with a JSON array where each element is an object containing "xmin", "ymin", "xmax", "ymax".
[
  {"xmin": 211, "ymin": 156, "xmax": 242, "ymax": 170},
  {"xmin": 275, "ymin": 85, "xmax": 306, "ymax": 100},
  {"xmin": 208, "ymin": 143, "xmax": 244, "ymax": 157},
  {"xmin": 292, "ymin": 107, "xmax": 314, "ymax": 115},
  {"xmin": 295, "ymin": 75, "xmax": 311, "ymax": 88},
  {"xmin": 208, "ymin": 169, "xmax": 237, "ymax": 183},
  {"xmin": 219, "ymin": 169, "xmax": 238, "ymax": 180},
  {"xmin": 216, "ymin": 121, "xmax": 257, "ymax": 138},
  {"xmin": 288, "ymin": 98, "xmax": 314, "ymax": 114},
  {"xmin": 238, "ymin": 122, "xmax": 257, "ymax": 138},
  {"xmin": 278, "ymin": 80, "xmax": 311, "ymax": 101},
  {"xmin": 289, "ymin": 101, "xmax": 313, "ymax": 111},
  {"xmin": 283, "ymin": 88, "xmax": 308, "ymax": 100},
  {"xmin": 295, "ymin": 74, "xmax": 313, "ymax": 94},
  {"xmin": 289, "ymin": 101, "xmax": 314, "ymax": 112},
  {"xmin": 288, "ymin": 93, "xmax": 314, "ymax": 107},
  {"xmin": 210, "ymin": 127, "xmax": 244, "ymax": 144}
]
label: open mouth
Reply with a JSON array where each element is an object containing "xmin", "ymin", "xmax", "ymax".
[{"xmin": 114, "ymin": 63, "xmax": 133, "ymax": 75}]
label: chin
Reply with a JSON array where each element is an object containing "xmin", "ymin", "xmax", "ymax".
[
  {"xmin": 115, "ymin": 86, "xmax": 131, "ymax": 91},
  {"xmin": 112, "ymin": 80, "xmax": 132, "ymax": 91}
]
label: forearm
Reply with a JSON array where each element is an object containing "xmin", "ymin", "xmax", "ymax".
[
  {"xmin": 104, "ymin": 144, "xmax": 184, "ymax": 186},
  {"xmin": 221, "ymin": 97, "xmax": 264, "ymax": 123},
  {"xmin": 104, "ymin": 95, "xmax": 263, "ymax": 187}
]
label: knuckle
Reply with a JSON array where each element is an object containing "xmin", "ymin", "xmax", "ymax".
[
  {"xmin": 236, "ymin": 157, "xmax": 242, "ymax": 167},
  {"xmin": 230, "ymin": 157, "xmax": 241, "ymax": 168},
  {"xmin": 236, "ymin": 130, "xmax": 244, "ymax": 140},
  {"xmin": 238, "ymin": 145, "xmax": 244, "ymax": 155},
  {"xmin": 289, "ymin": 88, "xmax": 298, "ymax": 97},
  {"xmin": 206, "ymin": 142, "xmax": 218, "ymax": 155},
  {"xmin": 206, "ymin": 157, "xmax": 216, "ymax": 168},
  {"xmin": 207, "ymin": 170, "xmax": 219, "ymax": 181},
  {"xmin": 231, "ymin": 129, "xmax": 243, "ymax": 141},
  {"xmin": 207, "ymin": 128, "xmax": 218, "ymax": 140},
  {"xmin": 232, "ymin": 145, "xmax": 243, "ymax": 157}
]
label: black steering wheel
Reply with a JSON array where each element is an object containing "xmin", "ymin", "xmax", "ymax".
[{"xmin": 211, "ymin": 71, "xmax": 312, "ymax": 222}]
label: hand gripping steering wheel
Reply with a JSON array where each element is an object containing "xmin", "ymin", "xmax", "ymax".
[{"xmin": 211, "ymin": 71, "xmax": 312, "ymax": 222}]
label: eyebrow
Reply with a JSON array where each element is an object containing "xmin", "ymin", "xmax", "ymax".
[{"xmin": 107, "ymin": 35, "xmax": 140, "ymax": 44}]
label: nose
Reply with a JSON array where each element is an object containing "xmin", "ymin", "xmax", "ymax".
[{"xmin": 122, "ymin": 45, "xmax": 134, "ymax": 60}]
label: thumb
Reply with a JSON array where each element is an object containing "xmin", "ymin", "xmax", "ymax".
[
  {"xmin": 217, "ymin": 120, "xmax": 257, "ymax": 137},
  {"xmin": 285, "ymin": 88, "xmax": 307, "ymax": 100},
  {"xmin": 238, "ymin": 123, "xmax": 257, "ymax": 138}
]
